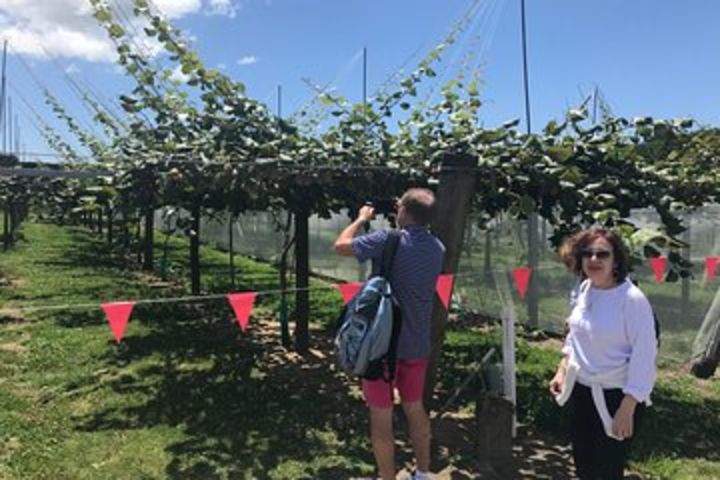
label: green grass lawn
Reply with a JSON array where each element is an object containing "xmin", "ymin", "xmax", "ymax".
[
  {"xmin": 0, "ymin": 223, "xmax": 368, "ymax": 479},
  {"xmin": 1, "ymin": 222, "xmax": 719, "ymax": 479}
]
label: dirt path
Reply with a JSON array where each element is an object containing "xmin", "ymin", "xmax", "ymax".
[{"xmin": 256, "ymin": 317, "xmax": 581, "ymax": 479}]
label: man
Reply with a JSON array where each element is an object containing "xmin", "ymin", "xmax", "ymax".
[{"xmin": 334, "ymin": 188, "xmax": 445, "ymax": 480}]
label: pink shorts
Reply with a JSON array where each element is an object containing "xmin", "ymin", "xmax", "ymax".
[{"xmin": 362, "ymin": 358, "xmax": 428, "ymax": 409}]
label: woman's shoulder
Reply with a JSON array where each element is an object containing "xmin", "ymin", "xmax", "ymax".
[
  {"xmin": 623, "ymin": 279, "xmax": 653, "ymax": 308},
  {"xmin": 624, "ymin": 278, "xmax": 646, "ymax": 296}
]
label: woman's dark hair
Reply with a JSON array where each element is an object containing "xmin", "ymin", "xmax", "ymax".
[{"xmin": 559, "ymin": 228, "xmax": 630, "ymax": 282}]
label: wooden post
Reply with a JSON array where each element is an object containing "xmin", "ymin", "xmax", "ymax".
[
  {"xmin": 294, "ymin": 205, "xmax": 310, "ymax": 354},
  {"xmin": 229, "ymin": 211, "xmax": 236, "ymax": 290},
  {"xmin": 526, "ymin": 214, "xmax": 540, "ymax": 328},
  {"xmin": 143, "ymin": 206, "xmax": 154, "ymax": 271},
  {"xmin": 424, "ymin": 152, "xmax": 477, "ymax": 407},
  {"xmin": 691, "ymin": 281, "xmax": 720, "ymax": 378},
  {"xmin": 107, "ymin": 206, "xmax": 113, "ymax": 246},
  {"xmin": 475, "ymin": 393, "xmax": 515, "ymax": 467},
  {"xmin": 190, "ymin": 202, "xmax": 201, "ymax": 295},
  {"xmin": 135, "ymin": 211, "xmax": 142, "ymax": 265},
  {"xmin": 483, "ymin": 228, "xmax": 492, "ymax": 279},
  {"xmin": 3, "ymin": 206, "xmax": 9, "ymax": 250},
  {"xmin": 280, "ymin": 211, "xmax": 294, "ymax": 348},
  {"xmin": 681, "ymin": 220, "xmax": 691, "ymax": 322},
  {"xmin": 8, "ymin": 200, "xmax": 15, "ymax": 238}
]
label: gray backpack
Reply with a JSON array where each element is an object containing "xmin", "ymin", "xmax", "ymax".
[{"xmin": 334, "ymin": 231, "xmax": 402, "ymax": 382}]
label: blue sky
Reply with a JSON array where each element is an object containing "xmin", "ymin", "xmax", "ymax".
[{"xmin": 1, "ymin": 0, "xmax": 719, "ymax": 158}]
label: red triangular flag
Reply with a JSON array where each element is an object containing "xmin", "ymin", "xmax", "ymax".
[
  {"xmin": 512, "ymin": 267, "xmax": 532, "ymax": 300},
  {"xmin": 227, "ymin": 293, "xmax": 257, "ymax": 332},
  {"xmin": 650, "ymin": 256, "xmax": 667, "ymax": 283},
  {"xmin": 435, "ymin": 274, "xmax": 454, "ymax": 310},
  {"xmin": 336, "ymin": 282, "xmax": 363, "ymax": 304},
  {"xmin": 102, "ymin": 301, "xmax": 135, "ymax": 344},
  {"xmin": 706, "ymin": 256, "xmax": 719, "ymax": 281}
]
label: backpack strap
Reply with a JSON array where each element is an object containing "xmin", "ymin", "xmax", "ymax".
[
  {"xmin": 381, "ymin": 299, "xmax": 403, "ymax": 383},
  {"xmin": 379, "ymin": 230, "xmax": 401, "ymax": 278},
  {"xmin": 380, "ymin": 231, "xmax": 401, "ymax": 383}
]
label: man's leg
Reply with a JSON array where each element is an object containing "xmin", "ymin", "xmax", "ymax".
[
  {"xmin": 362, "ymin": 378, "xmax": 396, "ymax": 480},
  {"xmin": 369, "ymin": 406, "xmax": 396, "ymax": 480},
  {"xmin": 401, "ymin": 400, "xmax": 431, "ymax": 473},
  {"xmin": 396, "ymin": 359, "xmax": 431, "ymax": 475}
]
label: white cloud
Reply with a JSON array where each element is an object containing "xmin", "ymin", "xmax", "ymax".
[
  {"xmin": 237, "ymin": 55, "xmax": 257, "ymax": 66},
  {"xmin": 206, "ymin": 0, "xmax": 240, "ymax": 18},
  {"xmin": 0, "ymin": 0, "xmax": 203, "ymax": 63},
  {"xmin": 154, "ymin": 0, "xmax": 202, "ymax": 19}
]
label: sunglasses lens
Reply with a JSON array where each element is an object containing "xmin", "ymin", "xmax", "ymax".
[{"xmin": 582, "ymin": 250, "xmax": 611, "ymax": 259}]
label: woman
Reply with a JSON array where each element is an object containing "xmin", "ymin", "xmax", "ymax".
[{"xmin": 549, "ymin": 228, "xmax": 657, "ymax": 479}]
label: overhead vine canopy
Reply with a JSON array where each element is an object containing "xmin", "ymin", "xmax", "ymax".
[{"xmin": 3, "ymin": 0, "xmax": 718, "ymax": 283}]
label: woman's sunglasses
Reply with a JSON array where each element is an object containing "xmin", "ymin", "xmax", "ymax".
[{"xmin": 581, "ymin": 249, "xmax": 612, "ymax": 260}]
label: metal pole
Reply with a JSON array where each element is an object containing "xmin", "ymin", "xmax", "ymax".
[
  {"xmin": 363, "ymin": 47, "xmax": 367, "ymax": 111},
  {"xmin": 277, "ymin": 84, "xmax": 282, "ymax": 119},
  {"xmin": 14, "ymin": 114, "xmax": 19, "ymax": 154},
  {"xmin": 0, "ymin": 40, "xmax": 7, "ymax": 153},
  {"xmin": 363, "ymin": 46, "xmax": 368, "ymax": 136},
  {"xmin": 503, "ymin": 306, "xmax": 517, "ymax": 436},
  {"xmin": 520, "ymin": 0, "xmax": 532, "ymax": 135},
  {"xmin": 592, "ymin": 85, "xmax": 599, "ymax": 124},
  {"xmin": 520, "ymin": 0, "xmax": 540, "ymax": 327},
  {"xmin": 8, "ymin": 96, "xmax": 12, "ymax": 154}
]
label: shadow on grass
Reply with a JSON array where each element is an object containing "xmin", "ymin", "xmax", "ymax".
[{"xmin": 71, "ymin": 301, "xmax": 376, "ymax": 479}]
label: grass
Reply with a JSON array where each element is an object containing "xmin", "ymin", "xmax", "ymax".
[
  {"xmin": 0, "ymin": 223, "xmax": 368, "ymax": 479},
  {"xmin": 439, "ymin": 326, "xmax": 720, "ymax": 479},
  {"xmin": 1, "ymin": 222, "xmax": 719, "ymax": 479}
]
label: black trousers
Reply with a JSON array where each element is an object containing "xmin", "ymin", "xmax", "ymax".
[{"xmin": 569, "ymin": 383, "xmax": 645, "ymax": 480}]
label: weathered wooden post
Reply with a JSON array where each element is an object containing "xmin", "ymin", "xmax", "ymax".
[
  {"xmin": 294, "ymin": 205, "xmax": 310, "ymax": 354},
  {"xmin": 106, "ymin": 206, "xmax": 113, "ymax": 246},
  {"xmin": 424, "ymin": 152, "xmax": 477, "ymax": 407},
  {"xmin": 681, "ymin": 219, "xmax": 691, "ymax": 322},
  {"xmin": 190, "ymin": 202, "xmax": 201, "ymax": 295},
  {"xmin": 475, "ymin": 392, "xmax": 515, "ymax": 467},
  {"xmin": 143, "ymin": 205, "xmax": 154, "ymax": 271}
]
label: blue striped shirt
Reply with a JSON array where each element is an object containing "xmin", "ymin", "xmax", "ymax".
[{"xmin": 352, "ymin": 225, "xmax": 445, "ymax": 359}]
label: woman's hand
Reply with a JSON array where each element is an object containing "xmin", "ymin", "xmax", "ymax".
[
  {"xmin": 612, "ymin": 395, "xmax": 638, "ymax": 439},
  {"xmin": 549, "ymin": 366, "xmax": 566, "ymax": 396}
]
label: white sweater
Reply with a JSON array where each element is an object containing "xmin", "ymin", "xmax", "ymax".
[{"xmin": 556, "ymin": 278, "xmax": 657, "ymax": 437}]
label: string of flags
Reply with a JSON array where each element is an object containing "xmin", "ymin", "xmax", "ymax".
[
  {"xmin": 650, "ymin": 256, "xmax": 668, "ymax": 283},
  {"xmin": 19, "ymin": 256, "xmax": 720, "ymax": 344},
  {"xmin": 649, "ymin": 255, "xmax": 720, "ymax": 283},
  {"xmin": 102, "ymin": 274, "xmax": 459, "ymax": 344}
]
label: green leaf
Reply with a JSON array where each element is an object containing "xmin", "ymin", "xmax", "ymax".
[
  {"xmin": 519, "ymin": 195, "xmax": 536, "ymax": 214},
  {"xmin": 109, "ymin": 24, "xmax": 125, "ymax": 38},
  {"xmin": 94, "ymin": 10, "xmax": 112, "ymax": 23}
]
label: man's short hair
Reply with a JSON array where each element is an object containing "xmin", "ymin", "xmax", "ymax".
[{"xmin": 400, "ymin": 188, "xmax": 436, "ymax": 226}]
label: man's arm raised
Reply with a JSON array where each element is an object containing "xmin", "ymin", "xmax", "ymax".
[{"xmin": 334, "ymin": 205, "xmax": 375, "ymax": 256}]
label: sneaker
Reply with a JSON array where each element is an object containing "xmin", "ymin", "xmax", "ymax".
[{"xmin": 410, "ymin": 471, "xmax": 432, "ymax": 480}]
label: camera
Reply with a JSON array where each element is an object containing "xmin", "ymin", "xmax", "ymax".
[{"xmin": 366, "ymin": 198, "xmax": 396, "ymax": 216}]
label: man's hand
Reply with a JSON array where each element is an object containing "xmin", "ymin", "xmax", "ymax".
[
  {"xmin": 357, "ymin": 205, "xmax": 375, "ymax": 223},
  {"xmin": 334, "ymin": 204, "xmax": 375, "ymax": 256},
  {"xmin": 611, "ymin": 395, "xmax": 638, "ymax": 440}
]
